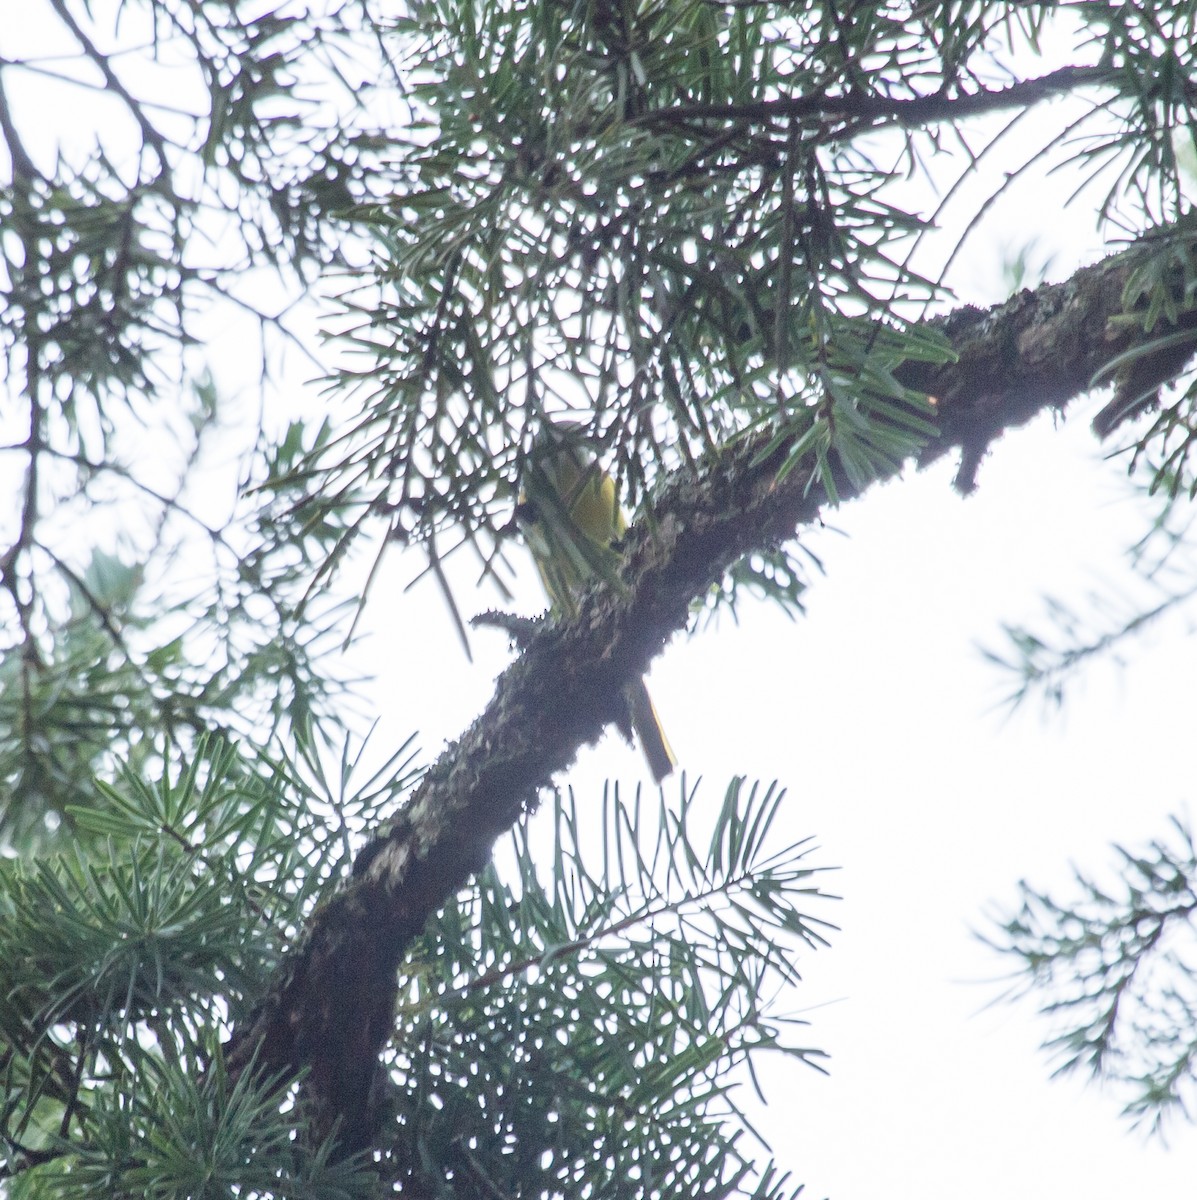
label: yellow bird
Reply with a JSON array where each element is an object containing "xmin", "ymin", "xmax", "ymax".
[{"xmin": 520, "ymin": 424, "xmax": 677, "ymax": 783}]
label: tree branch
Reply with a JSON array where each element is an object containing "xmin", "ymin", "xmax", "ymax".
[
  {"xmin": 45, "ymin": 0, "xmax": 172, "ymax": 177},
  {"xmin": 224, "ymin": 219, "xmax": 1197, "ymax": 1152},
  {"xmin": 636, "ymin": 65, "xmax": 1113, "ymax": 133},
  {"xmin": 0, "ymin": 67, "xmax": 43, "ymax": 184}
]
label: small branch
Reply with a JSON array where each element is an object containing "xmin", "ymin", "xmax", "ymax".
[
  {"xmin": 637, "ymin": 65, "xmax": 1112, "ymax": 133},
  {"xmin": 0, "ymin": 67, "xmax": 42, "ymax": 183},
  {"xmin": 470, "ymin": 609, "xmax": 541, "ymax": 647},
  {"xmin": 42, "ymin": 547, "xmax": 130, "ymax": 654},
  {"xmin": 57, "ymin": 447, "xmax": 226, "ymax": 545},
  {"xmin": 0, "ymin": 335, "xmax": 48, "ymax": 780},
  {"xmin": 56, "ymin": 1024, "xmax": 91, "ymax": 1142},
  {"xmin": 0, "ymin": 1137, "xmax": 69, "ymax": 1174},
  {"xmin": 45, "ymin": 0, "xmax": 173, "ymax": 177},
  {"xmin": 444, "ymin": 860, "xmax": 813, "ymax": 1002}
]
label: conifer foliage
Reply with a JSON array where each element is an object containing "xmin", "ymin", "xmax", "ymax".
[{"xmin": 3, "ymin": 2, "xmax": 1197, "ymax": 1193}]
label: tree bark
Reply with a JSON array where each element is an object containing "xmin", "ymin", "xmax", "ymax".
[{"xmin": 225, "ymin": 219, "xmax": 1197, "ymax": 1152}]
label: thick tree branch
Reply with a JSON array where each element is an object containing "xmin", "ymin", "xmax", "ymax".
[{"xmin": 225, "ymin": 220, "xmax": 1197, "ymax": 1152}]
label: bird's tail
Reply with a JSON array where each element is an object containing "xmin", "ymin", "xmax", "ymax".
[{"xmin": 624, "ymin": 677, "xmax": 677, "ymax": 783}]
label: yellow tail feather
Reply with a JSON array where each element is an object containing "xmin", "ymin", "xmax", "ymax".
[{"xmin": 625, "ymin": 677, "xmax": 676, "ymax": 784}]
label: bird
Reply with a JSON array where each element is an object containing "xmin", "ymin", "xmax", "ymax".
[{"xmin": 519, "ymin": 421, "xmax": 676, "ymax": 783}]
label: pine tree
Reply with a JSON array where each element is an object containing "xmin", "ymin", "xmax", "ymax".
[{"xmin": 3, "ymin": 2, "xmax": 1197, "ymax": 1193}]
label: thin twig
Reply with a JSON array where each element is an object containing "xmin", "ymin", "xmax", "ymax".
[
  {"xmin": 0, "ymin": 67, "xmax": 42, "ymax": 183},
  {"xmin": 45, "ymin": 0, "xmax": 173, "ymax": 176}
]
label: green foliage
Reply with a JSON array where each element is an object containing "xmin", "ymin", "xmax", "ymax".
[
  {"xmin": 0, "ymin": 732, "xmax": 833, "ymax": 1197},
  {"xmin": 278, "ymin": 0, "xmax": 1197, "ymax": 622},
  {"xmin": 12, "ymin": 1046, "xmax": 379, "ymax": 1200},
  {"xmin": 0, "ymin": 469, "xmax": 363, "ymax": 852},
  {"xmin": 0, "ymin": 0, "xmax": 409, "ymax": 850},
  {"xmin": 8, "ymin": 0, "xmax": 1197, "ymax": 762},
  {"xmin": 700, "ymin": 544, "xmax": 820, "ymax": 629},
  {"xmin": 0, "ymin": 732, "xmax": 415, "ymax": 1192},
  {"xmin": 317, "ymin": 0, "xmax": 985, "ymax": 604},
  {"xmin": 7, "ymin": 0, "xmax": 1197, "ymax": 1191},
  {"xmin": 382, "ymin": 778, "xmax": 835, "ymax": 1198},
  {"xmin": 985, "ymin": 817, "xmax": 1197, "ymax": 1136},
  {"xmin": 0, "ymin": 2, "xmax": 374, "ymax": 428},
  {"xmin": 981, "ymin": 587, "xmax": 1186, "ymax": 711}
]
